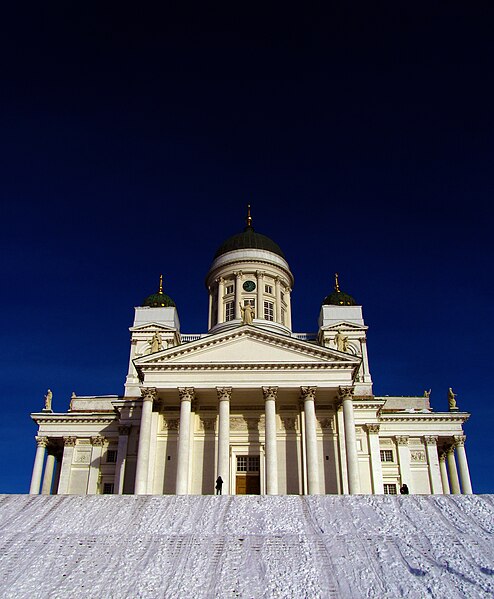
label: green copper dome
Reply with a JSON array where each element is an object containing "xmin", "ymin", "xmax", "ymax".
[
  {"xmin": 142, "ymin": 275, "xmax": 176, "ymax": 307},
  {"xmin": 323, "ymin": 274, "xmax": 357, "ymax": 306},
  {"xmin": 214, "ymin": 206, "xmax": 285, "ymax": 259}
]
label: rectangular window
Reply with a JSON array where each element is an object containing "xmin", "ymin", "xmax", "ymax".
[
  {"xmin": 247, "ymin": 456, "xmax": 260, "ymax": 472},
  {"xmin": 264, "ymin": 284, "xmax": 273, "ymax": 294},
  {"xmin": 225, "ymin": 301, "xmax": 235, "ymax": 321},
  {"xmin": 226, "ymin": 284, "xmax": 234, "ymax": 295},
  {"xmin": 244, "ymin": 299, "xmax": 255, "ymax": 308},
  {"xmin": 380, "ymin": 450, "xmax": 394, "ymax": 462},
  {"xmin": 103, "ymin": 483, "xmax": 114, "ymax": 495},
  {"xmin": 106, "ymin": 449, "xmax": 117, "ymax": 463},
  {"xmin": 264, "ymin": 301, "xmax": 274, "ymax": 321},
  {"xmin": 383, "ymin": 484, "xmax": 397, "ymax": 495},
  {"xmin": 236, "ymin": 456, "xmax": 247, "ymax": 472},
  {"xmin": 281, "ymin": 308, "xmax": 286, "ymax": 325}
]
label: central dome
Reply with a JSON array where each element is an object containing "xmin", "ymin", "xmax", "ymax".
[
  {"xmin": 214, "ymin": 204, "xmax": 285, "ymax": 259},
  {"xmin": 214, "ymin": 225, "xmax": 285, "ymax": 259}
]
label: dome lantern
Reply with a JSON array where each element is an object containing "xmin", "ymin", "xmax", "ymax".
[
  {"xmin": 322, "ymin": 273, "xmax": 357, "ymax": 306},
  {"xmin": 142, "ymin": 274, "xmax": 176, "ymax": 307}
]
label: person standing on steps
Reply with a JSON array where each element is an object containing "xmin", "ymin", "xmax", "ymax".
[
  {"xmin": 400, "ymin": 483, "xmax": 409, "ymax": 494},
  {"xmin": 215, "ymin": 476, "xmax": 223, "ymax": 495}
]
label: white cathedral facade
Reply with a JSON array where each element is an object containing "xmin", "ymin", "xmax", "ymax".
[{"xmin": 29, "ymin": 212, "xmax": 473, "ymax": 497}]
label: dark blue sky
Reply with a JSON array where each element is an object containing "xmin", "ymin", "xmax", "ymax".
[{"xmin": 1, "ymin": 4, "xmax": 493, "ymax": 493}]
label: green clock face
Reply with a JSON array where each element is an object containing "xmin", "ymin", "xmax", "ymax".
[{"xmin": 243, "ymin": 280, "xmax": 256, "ymax": 292}]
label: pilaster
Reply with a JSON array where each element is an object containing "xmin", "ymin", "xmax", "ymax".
[
  {"xmin": 366, "ymin": 424, "xmax": 384, "ymax": 494},
  {"xmin": 87, "ymin": 436, "xmax": 105, "ymax": 494},
  {"xmin": 58, "ymin": 437, "xmax": 76, "ymax": 494},
  {"xmin": 424, "ymin": 436, "xmax": 442, "ymax": 494},
  {"xmin": 396, "ymin": 436, "xmax": 411, "ymax": 491},
  {"xmin": 115, "ymin": 426, "xmax": 130, "ymax": 494}
]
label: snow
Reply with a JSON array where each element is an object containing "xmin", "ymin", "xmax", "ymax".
[{"xmin": 0, "ymin": 494, "xmax": 493, "ymax": 598}]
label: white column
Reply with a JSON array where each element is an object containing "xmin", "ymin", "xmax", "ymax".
[
  {"xmin": 424, "ymin": 436, "xmax": 442, "ymax": 494},
  {"xmin": 256, "ymin": 271, "xmax": 264, "ymax": 319},
  {"xmin": 439, "ymin": 452, "xmax": 450, "ymax": 494},
  {"xmin": 234, "ymin": 271, "xmax": 243, "ymax": 319},
  {"xmin": 114, "ymin": 426, "xmax": 130, "ymax": 494},
  {"xmin": 366, "ymin": 424, "xmax": 384, "ymax": 494},
  {"xmin": 275, "ymin": 277, "xmax": 282, "ymax": 323},
  {"xmin": 29, "ymin": 436, "xmax": 48, "ymax": 494},
  {"xmin": 336, "ymin": 408, "xmax": 349, "ymax": 494},
  {"xmin": 41, "ymin": 451, "xmax": 56, "ymax": 495},
  {"xmin": 339, "ymin": 387, "xmax": 361, "ymax": 494},
  {"xmin": 176, "ymin": 387, "xmax": 194, "ymax": 494},
  {"xmin": 208, "ymin": 287, "xmax": 213, "ymax": 330},
  {"xmin": 58, "ymin": 437, "xmax": 76, "ymax": 494},
  {"xmin": 396, "ymin": 436, "xmax": 411, "ymax": 492},
  {"xmin": 285, "ymin": 287, "xmax": 292, "ymax": 329},
  {"xmin": 87, "ymin": 437, "xmax": 104, "ymax": 494},
  {"xmin": 263, "ymin": 386, "xmax": 278, "ymax": 495},
  {"xmin": 454, "ymin": 435, "xmax": 472, "ymax": 494},
  {"xmin": 301, "ymin": 386, "xmax": 320, "ymax": 494},
  {"xmin": 135, "ymin": 387, "xmax": 156, "ymax": 495},
  {"xmin": 217, "ymin": 387, "xmax": 232, "ymax": 494},
  {"xmin": 299, "ymin": 401, "xmax": 308, "ymax": 494},
  {"xmin": 446, "ymin": 445, "xmax": 461, "ymax": 494},
  {"xmin": 217, "ymin": 278, "xmax": 225, "ymax": 324}
]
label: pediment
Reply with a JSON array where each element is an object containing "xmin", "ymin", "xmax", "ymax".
[
  {"xmin": 320, "ymin": 321, "xmax": 368, "ymax": 331},
  {"xmin": 134, "ymin": 326, "xmax": 360, "ymax": 370},
  {"xmin": 130, "ymin": 322, "xmax": 178, "ymax": 333}
]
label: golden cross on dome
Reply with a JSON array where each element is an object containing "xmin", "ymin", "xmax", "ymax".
[
  {"xmin": 158, "ymin": 274, "xmax": 163, "ymax": 294},
  {"xmin": 335, "ymin": 272, "xmax": 341, "ymax": 292}
]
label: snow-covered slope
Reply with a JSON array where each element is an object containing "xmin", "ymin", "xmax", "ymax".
[{"xmin": 0, "ymin": 495, "xmax": 493, "ymax": 598}]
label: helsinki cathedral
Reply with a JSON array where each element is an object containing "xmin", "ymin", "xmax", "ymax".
[{"xmin": 29, "ymin": 208, "xmax": 473, "ymax": 497}]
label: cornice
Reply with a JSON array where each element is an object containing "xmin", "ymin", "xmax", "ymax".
[
  {"xmin": 31, "ymin": 413, "xmax": 117, "ymax": 424},
  {"xmin": 380, "ymin": 413, "xmax": 470, "ymax": 423},
  {"xmin": 138, "ymin": 362, "xmax": 356, "ymax": 372}
]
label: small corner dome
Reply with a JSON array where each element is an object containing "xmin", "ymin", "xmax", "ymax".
[
  {"xmin": 142, "ymin": 276, "xmax": 176, "ymax": 307},
  {"xmin": 214, "ymin": 225, "xmax": 285, "ymax": 259},
  {"xmin": 323, "ymin": 274, "xmax": 357, "ymax": 306}
]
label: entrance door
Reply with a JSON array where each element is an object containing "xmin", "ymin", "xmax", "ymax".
[{"xmin": 235, "ymin": 455, "xmax": 260, "ymax": 495}]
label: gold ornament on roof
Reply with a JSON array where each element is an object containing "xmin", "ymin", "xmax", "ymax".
[
  {"xmin": 159, "ymin": 274, "xmax": 163, "ymax": 294},
  {"xmin": 335, "ymin": 273, "xmax": 341, "ymax": 292},
  {"xmin": 246, "ymin": 204, "xmax": 252, "ymax": 227}
]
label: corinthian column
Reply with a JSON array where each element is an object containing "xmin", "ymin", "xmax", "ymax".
[
  {"xmin": 339, "ymin": 386, "xmax": 361, "ymax": 494},
  {"xmin": 41, "ymin": 449, "xmax": 56, "ymax": 495},
  {"xmin": 29, "ymin": 436, "xmax": 48, "ymax": 494},
  {"xmin": 234, "ymin": 271, "xmax": 243, "ymax": 319},
  {"xmin": 446, "ymin": 445, "xmax": 461, "ymax": 494},
  {"xmin": 176, "ymin": 387, "xmax": 194, "ymax": 495},
  {"xmin": 135, "ymin": 387, "xmax": 156, "ymax": 495},
  {"xmin": 256, "ymin": 271, "xmax": 264, "ymax": 319},
  {"xmin": 274, "ymin": 277, "xmax": 282, "ymax": 323},
  {"xmin": 439, "ymin": 452, "xmax": 450, "ymax": 494},
  {"xmin": 263, "ymin": 386, "xmax": 278, "ymax": 495},
  {"xmin": 454, "ymin": 435, "xmax": 473, "ymax": 494},
  {"xmin": 217, "ymin": 387, "xmax": 232, "ymax": 494},
  {"xmin": 217, "ymin": 278, "xmax": 225, "ymax": 324},
  {"xmin": 301, "ymin": 386, "xmax": 320, "ymax": 494}
]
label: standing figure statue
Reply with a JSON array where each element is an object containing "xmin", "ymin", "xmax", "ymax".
[
  {"xmin": 448, "ymin": 387, "xmax": 459, "ymax": 411},
  {"xmin": 334, "ymin": 330, "xmax": 349, "ymax": 352},
  {"xmin": 423, "ymin": 389, "xmax": 431, "ymax": 399},
  {"xmin": 149, "ymin": 331, "xmax": 163, "ymax": 354},
  {"xmin": 44, "ymin": 389, "xmax": 53, "ymax": 411},
  {"xmin": 239, "ymin": 303, "xmax": 255, "ymax": 325}
]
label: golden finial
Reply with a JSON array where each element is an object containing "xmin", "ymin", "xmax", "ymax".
[
  {"xmin": 246, "ymin": 204, "xmax": 252, "ymax": 227},
  {"xmin": 335, "ymin": 272, "xmax": 341, "ymax": 292},
  {"xmin": 158, "ymin": 274, "xmax": 163, "ymax": 294}
]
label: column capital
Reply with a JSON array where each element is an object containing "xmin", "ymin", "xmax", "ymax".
[
  {"xmin": 446, "ymin": 444, "xmax": 455, "ymax": 456},
  {"xmin": 63, "ymin": 436, "xmax": 77, "ymax": 447},
  {"xmin": 439, "ymin": 452, "xmax": 447, "ymax": 463},
  {"xmin": 35, "ymin": 436, "xmax": 48, "ymax": 448},
  {"xmin": 424, "ymin": 435, "xmax": 438, "ymax": 446},
  {"xmin": 395, "ymin": 435, "xmax": 409, "ymax": 446},
  {"xmin": 454, "ymin": 435, "xmax": 466, "ymax": 447},
  {"xmin": 216, "ymin": 387, "xmax": 232, "ymax": 402},
  {"xmin": 91, "ymin": 436, "xmax": 105, "ymax": 447},
  {"xmin": 366, "ymin": 423, "xmax": 380, "ymax": 434},
  {"xmin": 141, "ymin": 387, "xmax": 157, "ymax": 403},
  {"xmin": 300, "ymin": 386, "xmax": 317, "ymax": 401},
  {"xmin": 178, "ymin": 387, "xmax": 195, "ymax": 402},
  {"xmin": 118, "ymin": 425, "xmax": 130, "ymax": 436},
  {"xmin": 338, "ymin": 386, "xmax": 354, "ymax": 401},
  {"xmin": 256, "ymin": 270, "xmax": 265, "ymax": 278},
  {"xmin": 216, "ymin": 276, "xmax": 225, "ymax": 284},
  {"xmin": 234, "ymin": 271, "xmax": 243, "ymax": 279},
  {"xmin": 262, "ymin": 386, "xmax": 278, "ymax": 401}
]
